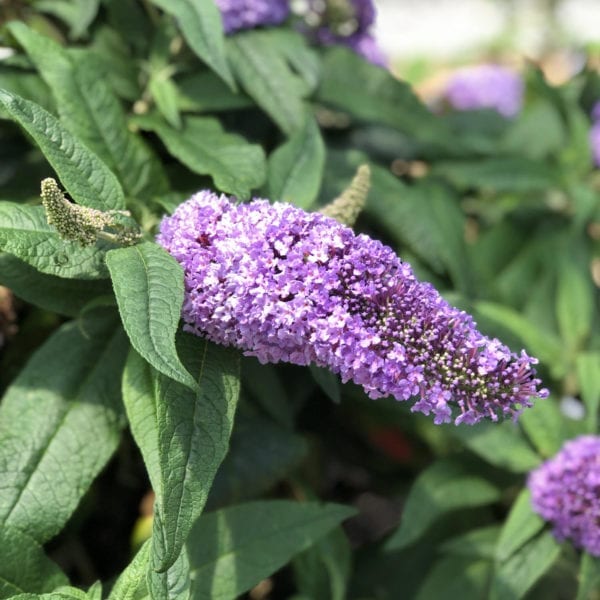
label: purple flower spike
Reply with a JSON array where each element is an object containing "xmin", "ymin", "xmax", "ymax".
[
  {"xmin": 216, "ymin": 0, "xmax": 289, "ymax": 34},
  {"xmin": 590, "ymin": 121, "xmax": 600, "ymax": 167},
  {"xmin": 446, "ymin": 65, "xmax": 524, "ymax": 118},
  {"xmin": 157, "ymin": 191, "xmax": 548, "ymax": 425},
  {"xmin": 528, "ymin": 435, "xmax": 600, "ymax": 556}
]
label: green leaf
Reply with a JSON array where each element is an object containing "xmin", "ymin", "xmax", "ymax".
[
  {"xmin": 149, "ymin": 0, "xmax": 234, "ymax": 90},
  {"xmin": 107, "ymin": 541, "xmax": 150, "ymax": 600},
  {"xmin": 0, "ymin": 526, "xmax": 68, "ymax": 598},
  {"xmin": 433, "ymin": 158, "xmax": 557, "ymax": 192},
  {"xmin": 576, "ymin": 553, "xmax": 600, "ymax": 600},
  {"xmin": 267, "ymin": 115, "xmax": 324, "ymax": 209},
  {"xmin": 0, "ymin": 89, "xmax": 125, "ymax": 211},
  {"xmin": 451, "ymin": 422, "xmax": 541, "ymax": 473},
  {"xmin": 151, "ymin": 336, "xmax": 241, "ymax": 571},
  {"xmin": 576, "ymin": 352, "xmax": 600, "ymax": 432},
  {"xmin": 0, "ymin": 203, "xmax": 110, "ymax": 279},
  {"xmin": 227, "ymin": 31, "xmax": 307, "ymax": 135},
  {"xmin": 0, "ymin": 253, "xmax": 110, "ymax": 315},
  {"xmin": 0, "ymin": 314, "xmax": 127, "ymax": 542},
  {"xmin": 175, "ymin": 71, "xmax": 251, "ymax": 113},
  {"xmin": 34, "ymin": 0, "xmax": 100, "ymax": 38},
  {"xmin": 8, "ymin": 22, "xmax": 167, "ymax": 198},
  {"xmin": 317, "ymin": 47, "xmax": 452, "ymax": 147},
  {"xmin": 556, "ymin": 256, "xmax": 594, "ymax": 351},
  {"xmin": 135, "ymin": 114, "xmax": 266, "ymax": 199},
  {"xmin": 519, "ymin": 397, "xmax": 580, "ymax": 457},
  {"xmin": 309, "ymin": 365, "xmax": 340, "ymax": 404},
  {"xmin": 293, "ymin": 528, "xmax": 351, "ymax": 600},
  {"xmin": 415, "ymin": 556, "xmax": 491, "ymax": 600},
  {"xmin": 440, "ymin": 525, "xmax": 501, "ymax": 560},
  {"xmin": 106, "ymin": 241, "xmax": 198, "ymax": 392},
  {"xmin": 490, "ymin": 532, "xmax": 561, "ymax": 600},
  {"xmin": 147, "ymin": 549, "xmax": 191, "ymax": 600},
  {"xmin": 495, "ymin": 490, "xmax": 545, "ymax": 563},
  {"xmin": 149, "ymin": 73, "xmax": 181, "ymax": 129},
  {"xmin": 187, "ymin": 500, "xmax": 356, "ymax": 600},
  {"xmin": 384, "ymin": 460, "xmax": 500, "ymax": 551}
]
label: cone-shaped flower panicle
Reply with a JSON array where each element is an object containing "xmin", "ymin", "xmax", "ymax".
[
  {"xmin": 295, "ymin": 0, "xmax": 387, "ymax": 67},
  {"xmin": 216, "ymin": 0, "xmax": 290, "ymax": 33},
  {"xmin": 445, "ymin": 64, "xmax": 523, "ymax": 118},
  {"xmin": 528, "ymin": 435, "xmax": 600, "ymax": 556},
  {"xmin": 158, "ymin": 191, "xmax": 548, "ymax": 425}
]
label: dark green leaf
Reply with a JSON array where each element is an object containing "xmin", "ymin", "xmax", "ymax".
[
  {"xmin": 0, "ymin": 203, "xmax": 110, "ymax": 279},
  {"xmin": 136, "ymin": 114, "xmax": 266, "ymax": 199},
  {"xmin": 451, "ymin": 422, "xmax": 541, "ymax": 473},
  {"xmin": 385, "ymin": 460, "xmax": 500, "ymax": 551},
  {"xmin": 0, "ymin": 526, "xmax": 68, "ymax": 598},
  {"xmin": 107, "ymin": 241, "xmax": 197, "ymax": 391},
  {"xmin": 175, "ymin": 71, "xmax": 251, "ymax": 113},
  {"xmin": 149, "ymin": 0, "xmax": 234, "ymax": 89},
  {"xmin": 0, "ymin": 89, "xmax": 125, "ymax": 210},
  {"xmin": 227, "ymin": 31, "xmax": 307, "ymax": 135},
  {"xmin": 309, "ymin": 365, "xmax": 340, "ymax": 404},
  {"xmin": 440, "ymin": 525, "xmax": 501, "ymax": 560},
  {"xmin": 187, "ymin": 500, "xmax": 356, "ymax": 600},
  {"xmin": 8, "ymin": 22, "xmax": 168, "ymax": 198},
  {"xmin": 495, "ymin": 490, "xmax": 545, "ymax": 563},
  {"xmin": 0, "ymin": 314, "xmax": 127, "ymax": 542},
  {"xmin": 577, "ymin": 352, "xmax": 600, "ymax": 432},
  {"xmin": 490, "ymin": 532, "xmax": 561, "ymax": 600},
  {"xmin": 34, "ymin": 0, "xmax": 100, "ymax": 39},
  {"xmin": 267, "ymin": 115, "xmax": 324, "ymax": 209},
  {"xmin": 0, "ymin": 253, "xmax": 110, "ymax": 315}
]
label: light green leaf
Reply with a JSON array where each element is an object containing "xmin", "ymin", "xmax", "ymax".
[
  {"xmin": 149, "ymin": 0, "xmax": 234, "ymax": 90},
  {"xmin": 0, "ymin": 89, "xmax": 125, "ymax": 211},
  {"xmin": 106, "ymin": 241, "xmax": 198, "ymax": 392},
  {"xmin": 227, "ymin": 31, "xmax": 306, "ymax": 135},
  {"xmin": 577, "ymin": 352, "xmax": 600, "ymax": 432},
  {"xmin": 187, "ymin": 500, "xmax": 356, "ymax": 600},
  {"xmin": 0, "ymin": 314, "xmax": 127, "ymax": 542},
  {"xmin": 34, "ymin": 0, "xmax": 100, "ymax": 38},
  {"xmin": 267, "ymin": 115, "xmax": 324, "ymax": 209},
  {"xmin": 8, "ymin": 22, "xmax": 167, "ymax": 198},
  {"xmin": 107, "ymin": 541, "xmax": 150, "ymax": 600},
  {"xmin": 0, "ymin": 526, "xmax": 68, "ymax": 598},
  {"xmin": 149, "ymin": 74, "xmax": 181, "ymax": 129},
  {"xmin": 0, "ymin": 253, "xmax": 110, "ymax": 315},
  {"xmin": 451, "ymin": 422, "xmax": 541, "ymax": 473},
  {"xmin": 495, "ymin": 490, "xmax": 545, "ymax": 563},
  {"xmin": 135, "ymin": 114, "xmax": 266, "ymax": 199},
  {"xmin": 148, "ymin": 549, "xmax": 191, "ymax": 600},
  {"xmin": 576, "ymin": 553, "xmax": 600, "ymax": 600},
  {"xmin": 0, "ymin": 203, "xmax": 111, "ymax": 279},
  {"xmin": 151, "ymin": 336, "xmax": 240, "ymax": 571},
  {"xmin": 384, "ymin": 460, "xmax": 500, "ymax": 551},
  {"xmin": 490, "ymin": 532, "xmax": 561, "ymax": 600}
]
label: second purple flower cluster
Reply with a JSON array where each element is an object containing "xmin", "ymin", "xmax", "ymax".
[{"xmin": 158, "ymin": 190, "xmax": 547, "ymax": 426}]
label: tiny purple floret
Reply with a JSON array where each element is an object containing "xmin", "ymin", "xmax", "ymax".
[
  {"xmin": 216, "ymin": 0, "xmax": 289, "ymax": 34},
  {"xmin": 158, "ymin": 191, "xmax": 548, "ymax": 425},
  {"xmin": 446, "ymin": 64, "xmax": 524, "ymax": 118},
  {"xmin": 528, "ymin": 435, "xmax": 600, "ymax": 556}
]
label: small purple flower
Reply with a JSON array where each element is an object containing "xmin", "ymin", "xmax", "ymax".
[
  {"xmin": 157, "ymin": 190, "xmax": 548, "ymax": 425},
  {"xmin": 445, "ymin": 65, "xmax": 524, "ymax": 118},
  {"xmin": 528, "ymin": 435, "xmax": 600, "ymax": 556},
  {"xmin": 216, "ymin": 0, "xmax": 290, "ymax": 34},
  {"xmin": 590, "ymin": 121, "xmax": 600, "ymax": 167},
  {"xmin": 295, "ymin": 0, "xmax": 387, "ymax": 67}
]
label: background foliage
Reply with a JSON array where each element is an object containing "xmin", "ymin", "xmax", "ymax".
[{"xmin": 0, "ymin": 1, "xmax": 599, "ymax": 599}]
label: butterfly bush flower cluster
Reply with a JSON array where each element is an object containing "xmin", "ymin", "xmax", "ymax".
[
  {"xmin": 528, "ymin": 435, "xmax": 600, "ymax": 556},
  {"xmin": 216, "ymin": 0, "xmax": 290, "ymax": 34},
  {"xmin": 445, "ymin": 64, "xmax": 524, "ymax": 118},
  {"xmin": 589, "ymin": 102, "xmax": 600, "ymax": 167},
  {"xmin": 158, "ymin": 191, "xmax": 547, "ymax": 426}
]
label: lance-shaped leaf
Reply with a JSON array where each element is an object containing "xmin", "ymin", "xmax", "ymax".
[
  {"xmin": 187, "ymin": 500, "xmax": 356, "ymax": 600},
  {"xmin": 0, "ymin": 526, "xmax": 68, "ymax": 598},
  {"xmin": 268, "ymin": 115, "xmax": 324, "ymax": 209},
  {"xmin": 8, "ymin": 22, "xmax": 168, "ymax": 198},
  {"xmin": 227, "ymin": 31, "xmax": 306, "ymax": 135},
  {"xmin": 123, "ymin": 335, "xmax": 241, "ymax": 572},
  {"xmin": 107, "ymin": 241, "xmax": 198, "ymax": 392},
  {"xmin": 147, "ymin": 549, "xmax": 191, "ymax": 600},
  {"xmin": 0, "ymin": 313, "xmax": 128, "ymax": 542},
  {"xmin": 135, "ymin": 114, "xmax": 266, "ymax": 199},
  {"xmin": 0, "ymin": 89, "xmax": 124, "ymax": 211},
  {"xmin": 0, "ymin": 203, "xmax": 110, "ymax": 279},
  {"xmin": 107, "ymin": 541, "xmax": 150, "ymax": 600},
  {"xmin": 0, "ymin": 253, "xmax": 111, "ymax": 315},
  {"xmin": 149, "ymin": 0, "xmax": 234, "ymax": 90}
]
